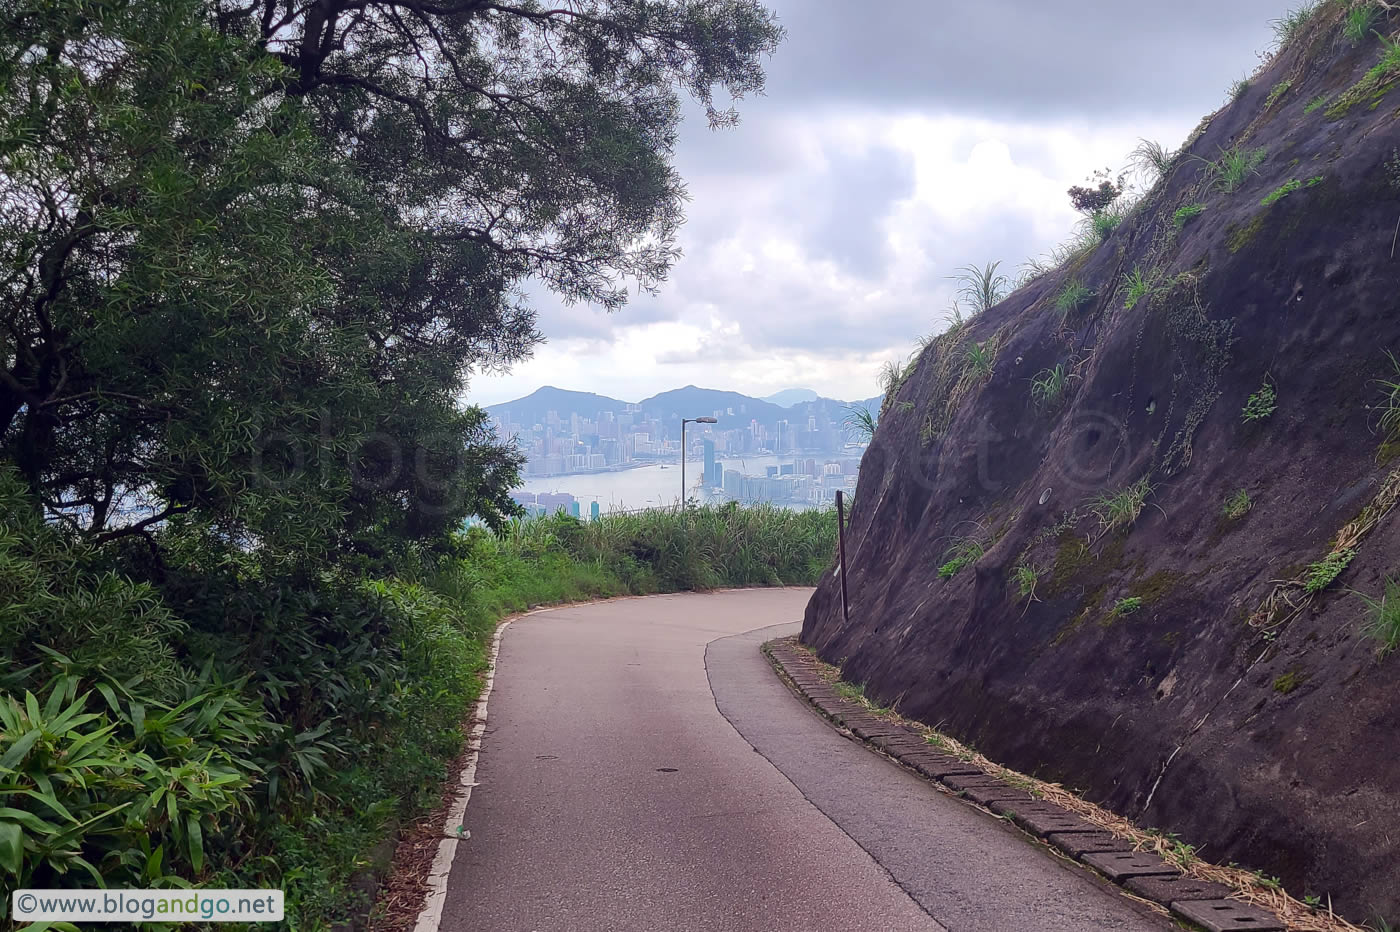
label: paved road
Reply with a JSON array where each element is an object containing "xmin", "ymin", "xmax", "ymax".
[{"xmin": 442, "ymin": 589, "xmax": 1169, "ymax": 931}]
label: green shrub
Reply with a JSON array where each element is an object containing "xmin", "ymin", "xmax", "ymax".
[
  {"xmin": 1242, "ymin": 379, "xmax": 1278, "ymax": 421},
  {"xmin": 939, "ymin": 537, "xmax": 985, "ymax": 579},
  {"xmin": 1303, "ymin": 93, "xmax": 1331, "ymax": 114},
  {"xmin": 0, "ymin": 475, "xmax": 834, "ymax": 927},
  {"xmin": 1173, "ymin": 203, "xmax": 1206, "ymax": 230},
  {"xmin": 1012, "ymin": 564, "xmax": 1041, "ymax": 601},
  {"xmin": 1265, "ymin": 79, "xmax": 1293, "ymax": 108},
  {"xmin": 1111, "ymin": 597, "xmax": 1143, "ymax": 618},
  {"xmin": 1229, "ymin": 77, "xmax": 1252, "ymax": 101},
  {"xmin": 1055, "ymin": 278, "xmax": 1094, "ymax": 315},
  {"xmin": 1260, "ymin": 177, "xmax": 1321, "ymax": 206},
  {"xmin": 1305, "ymin": 549, "xmax": 1356, "ymax": 593}
]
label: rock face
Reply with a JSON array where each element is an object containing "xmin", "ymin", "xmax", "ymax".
[{"xmin": 802, "ymin": 9, "xmax": 1400, "ymax": 924}]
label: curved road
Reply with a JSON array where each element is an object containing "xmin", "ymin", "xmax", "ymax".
[{"xmin": 442, "ymin": 589, "xmax": 1169, "ymax": 931}]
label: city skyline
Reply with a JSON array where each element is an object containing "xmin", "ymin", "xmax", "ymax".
[{"xmin": 487, "ymin": 383, "xmax": 876, "ymax": 479}]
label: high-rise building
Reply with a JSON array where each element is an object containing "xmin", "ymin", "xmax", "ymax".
[{"xmin": 703, "ymin": 438, "xmax": 716, "ymax": 486}]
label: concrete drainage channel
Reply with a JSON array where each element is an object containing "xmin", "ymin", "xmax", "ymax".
[{"xmin": 764, "ymin": 638, "xmax": 1286, "ymax": 932}]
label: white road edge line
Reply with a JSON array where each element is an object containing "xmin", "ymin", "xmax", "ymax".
[
  {"xmin": 411, "ymin": 609, "xmax": 529, "ymax": 932},
  {"xmin": 406, "ymin": 597, "xmax": 664, "ymax": 932}
]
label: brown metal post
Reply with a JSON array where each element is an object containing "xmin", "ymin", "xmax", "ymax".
[{"xmin": 835, "ymin": 490, "xmax": 849, "ymax": 624}]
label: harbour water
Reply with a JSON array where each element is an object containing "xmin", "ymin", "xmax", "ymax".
[{"xmin": 515, "ymin": 454, "xmax": 846, "ymax": 514}]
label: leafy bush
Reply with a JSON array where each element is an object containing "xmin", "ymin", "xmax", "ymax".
[
  {"xmin": 1, "ymin": 474, "xmax": 833, "ymax": 927},
  {"xmin": 1305, "ymin": 549, "xmax": 1356, "ymax": 593},
  {"xmin": 1111, "ymin": 597, "xmax": 1143, "ymax": 618},
  {"xmin": 1242, "ymin": 379, "xmax": 1278, "ymax": 422},
  {"xmin": 1068, "ymin": 171, "xmax": 1125, "ymax": 215}
]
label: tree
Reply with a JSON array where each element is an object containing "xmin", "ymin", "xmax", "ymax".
[{"xmin": 0, "ymin": 0, "xmax": 783, "ymax": 562}]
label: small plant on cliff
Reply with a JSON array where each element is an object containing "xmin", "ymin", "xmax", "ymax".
[
  {"xmin": 1305, "ymin": 548, "xmax": 1356, "ymax": 593},
  {"xmin": 1242, "ymin": 379, "xmax": 1278, "ymax": 422},
  {"xmin": 1123, "ymin": 267, "xmax": 1155, "ymax": 310},
  {"xmin": 1054, "ymin": 278, "xmax": 1093, "ymax": 316},
  {"xmin": 965, "ymin": 341, "xmax": 994, "ymax": 380},
  {"xmin": 1261, "ymin": 177, "xmax": 1319, "ymax": 207},
  {"xmin": 953, "ymin": 262, "xmax": 1010, "ymax": 315},
  {"xmin": 1371, "ymin": 351, "xmax": 1400, "ymax": 454},
  {"xmin": 1264, "ymin": 78, "xmax": 1293, "ymax": 109},
  {"xmin": 1012, "ymin": 563, "xmax": 1041, "ymax": 602},
  {"xmin": 1271, "ymin": 2, "xmax": 1319, "ymax": 48},
  {"xmin": 1303, "ymin": 93, "xmax": 1331, "ymax": 114},
  {"xmin": 1030, "ymin": 364, "xmax": 1070, "ymax": 409},
  {"xmin": 939, "ymin": 537, "xmax": 984, "ymax": 579},
  {"xmin": 1172, "ymin": 203, "xmax": 1206, "ymax": 230},
  {"xmin": 1273, "ymin": 670, "xmax": 1307, "ymax": 694},
  {"xmin": 835, "ymin": 680, "xmax": 867, "ymax": 702},
  {"xmin": 1352, "ymin": 576, "xmax": 1400, "ymax": 658},
  {"xmin": 1129, "ymin": 139, "xmax": 1176, "ymax": 186},
  {"xmin": 1067, "ymin": 169, "xmax": 1124, "ymax": 215},
  {"xmin": 1068, "ymin": 169, "xmax": 1131, "ymax": 243},
  {"xmin": 1090, "ymin": 478, "xmax": 1154, "ymax": 535},
  {"xmin": 1089, "ymin": 199, "xmax": 1134, "ymax": 242},
  {"xmin": 1343, "ymin": 2, "xmax": 1382, "ymax": 44},
  {"xmin": 1204, "ymin": 145, "xmax": 1268, "ymax": 194},
  {"xmin": 1111, "ymin": 597, "xmax": 1143, "ymax": 618},
  {"xmin": 844, "ymin": 405, "xmax": 877, "ymax": 442},
  {"xmin": 1228, "ymin": 76, "xmax": 1251, "ymax": 101},
  {"xmin": 1223, "ymin": 489, "xmax": 1253, "ymax": 520}
]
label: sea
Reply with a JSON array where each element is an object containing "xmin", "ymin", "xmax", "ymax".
[{"xmin": 515, "ymin": 454, "xmax": 845, "ymax": 514}]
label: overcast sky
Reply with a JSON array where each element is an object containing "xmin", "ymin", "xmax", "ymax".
[{"xmin": 471, "ymin": 0, "xmax": 1292, "ymax": 406}]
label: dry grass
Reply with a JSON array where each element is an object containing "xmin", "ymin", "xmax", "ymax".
[{"xmin": 774, "ymin": 639, "xmax": 1365, "ymax": 932}]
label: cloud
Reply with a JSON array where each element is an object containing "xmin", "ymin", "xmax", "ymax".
[{"xmin": 470, "ymin": 0, "xmax": 1298, "ymax": 407}]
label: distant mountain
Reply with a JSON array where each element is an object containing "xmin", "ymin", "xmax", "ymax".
[
  {"xmin": 486, "ymin": 383, "xmax": 882, "ymax": 435},
  {"xmin": 485, "ymin": 385, "xmax": 629, "ymax": 427},
  {"xmin": 637, "ymin": 385, "xmax": 787, "ymax": 425},
  {"xmin": 764, "ymin": 388, "xmax": 821, "ymax": 407}
]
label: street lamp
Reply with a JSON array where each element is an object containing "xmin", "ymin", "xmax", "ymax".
[{"xmin": 680, "ymin": 416, "xmax": 717, "ymax": 506}]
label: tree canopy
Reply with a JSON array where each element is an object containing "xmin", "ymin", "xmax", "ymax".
[{"xmin": 0, "ymin": 0, "xmax": 783, "ymax": 561}]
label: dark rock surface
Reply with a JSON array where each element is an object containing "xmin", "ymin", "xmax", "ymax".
[{"xmin": 803, "ymin": 8, "xmax": 1400, "ymax": 922}]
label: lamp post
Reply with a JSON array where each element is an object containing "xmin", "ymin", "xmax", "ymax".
[{"xmin": 680, "ymin": 416, "xmax": 717, "ymax": 507}]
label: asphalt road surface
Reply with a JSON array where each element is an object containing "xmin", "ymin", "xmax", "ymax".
[{"xmin": 443, "ymin": 589, "xmax": 1170, "ymax": 931}]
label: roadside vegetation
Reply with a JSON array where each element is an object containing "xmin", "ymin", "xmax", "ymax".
[
  {"xmin": 0, "ymin": 0, "xmax": 785, "ymax": 926},
  {"xmin": 0, "ymin": 498, "xmax": 833, "ymax": 926}
]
